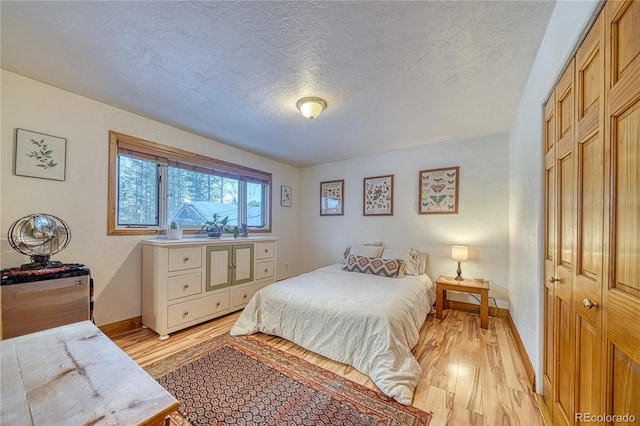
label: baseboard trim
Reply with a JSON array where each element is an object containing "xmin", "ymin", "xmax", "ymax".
[
  {"xmin": 534, "ymin": 393, "xmax": 553, "ymax": 426},
  {"xmin": 99, "ymin": 316, "xmax": 142, "ymax": 338},
  {"xmin": 505, "ymin": 310, "xmax": 536, "ymax": 391}
]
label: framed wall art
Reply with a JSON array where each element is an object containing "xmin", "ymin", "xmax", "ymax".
[
  {"xmin": 419, "ymin": 166, "xmax": 459, "ymax": 214},
  {"xmin": 15, "ymin": 128, "xmax": 67, "ymax": 181},
  {"xmin": 281, "ymin": 185, "xmax": 292, "ymax": 207},
  {"xmin": 363, "ymin": 175, "xmax": 394, "ymax": 216},
  {"xmin": 320, "ymin": 180, "xmax": 344, "ymax": 216}
]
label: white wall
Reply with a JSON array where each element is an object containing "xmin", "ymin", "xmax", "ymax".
[
  {"xmin": 299, "ymin": 133, "xmax": 511, "ymax": 308},
  {"xmin": 0, "ymin": 71, "xmax": 301, "ymax": 326},
  {"xmin": 509, "ymin": 0, "xmax": 600, "ymax": 393}
]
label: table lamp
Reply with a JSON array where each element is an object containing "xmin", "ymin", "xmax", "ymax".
[{"xmin": 451, "ymin": 245, "xmax": 468, "ymax": 281}]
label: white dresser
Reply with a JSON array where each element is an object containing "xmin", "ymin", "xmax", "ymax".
[{"xmin": 142, "ymin": 236, "xmax": 277, "ymax": 340}]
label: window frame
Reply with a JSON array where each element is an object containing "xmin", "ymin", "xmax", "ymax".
[{"xmin": 108, "ymin": 131, "xmax": 272, "ymax": 236}]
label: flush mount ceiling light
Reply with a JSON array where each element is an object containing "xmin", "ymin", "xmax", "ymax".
[{"xmin": 296, "ymin": 97, "xmax": 326, "ymax": 119}]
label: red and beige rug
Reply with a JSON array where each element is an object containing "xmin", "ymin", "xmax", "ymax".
[{"xmin": 145, "ymin": 334, "xmax": 432, "ymax": 425}]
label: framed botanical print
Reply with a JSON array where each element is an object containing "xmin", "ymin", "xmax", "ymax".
[
  {"xmin": 419, "ymin": 166, "xmax": 459, "ymax": 214},
  {"xmin": 15, "ymin": 128, "xmax": 67, "ymax": 181},
  {"xmin": 363, "ymin": 175, "xmax": 393, "ymax": 216},
  {"xmin": 281, "ymin": 185, "xmax": 292, "ymax": 207},
  {"xmin": 320, "ymin": 180, "xmax": 344, "ymax": 216}
]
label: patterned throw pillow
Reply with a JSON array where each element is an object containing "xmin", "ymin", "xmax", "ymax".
[{"xmin": 343, "ymin": 254, "xmax": 404, "ymax": 278}]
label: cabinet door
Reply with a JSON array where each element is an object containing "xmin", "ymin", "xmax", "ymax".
[
  {"xmin": 232, "ymin": 244, "xmax": 254, "ymax": 285},
  {"xmin": 206, "ymin": 246, "xmax": 232, "ymax": 291}
]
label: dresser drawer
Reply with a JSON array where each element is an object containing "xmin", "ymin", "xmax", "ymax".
[
  {"xmin": 255, "ymin": 242, "xmax": 275, "ymax": 260},
  {"xmin": 167, "ymin": 292, "xmax": 229, "ymax": 328},
  {"xmin": 167, "ymin": 272, "xmax": 201, "ymax": 300},
  {"xmin": 255, "ymin": 260, "xmax": 274, "ymax": 280},
  {"xmin": 168, "ymin": 247, "xmax": 202, "ymax": 271},
  {"xmin": 232, "ymin": 282, "xmax": 268, "ymax": 308}
]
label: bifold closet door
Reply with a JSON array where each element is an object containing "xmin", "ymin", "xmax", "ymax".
[
  {"xmin": 552, "ymin": 60, "xmax": 577, "ymax": 426},
  {"xmin": 603, "ymin": 0, "xmax": 640, "ymax": 420},
  {"xmin": 542, "ymin": 59, "xmax": 578, "ymax": 426},
  {"xmin": 573, "ymin": 11, "xmax": 605, "ymax": 419},
  {"xmin": 542, "ymin": 92, "xmax": 556, "ymax": 411}
]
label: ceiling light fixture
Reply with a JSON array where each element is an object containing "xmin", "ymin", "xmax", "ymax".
[{"xmin": 296, "ymin": 97, "xmax": 326, "ymax": 119}]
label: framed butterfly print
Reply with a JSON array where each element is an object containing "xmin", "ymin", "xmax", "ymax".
[
  {"xmin": 363, "ymin": 175, "xmax": 393, "ymax": 216},
  {"xmin": 320, "ymin": 180, "xmax": 344, "ymax": 216},
  {"xmin": 419, "ymin": 166, "xmax": 459, "ymax": 214}
]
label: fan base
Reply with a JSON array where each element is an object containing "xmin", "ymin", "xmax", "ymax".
[{"xmin": 20, "ymin": 256, "xmax": 63, "ymax": 271}]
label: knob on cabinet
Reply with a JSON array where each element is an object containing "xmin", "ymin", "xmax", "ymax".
[
  {"xmin": 582, "ymin": 298, "xmax": 599, "ymax": 309},
  {"xmin": 548, "ymin": 276, "xmax": 560, "ymax": 283}
]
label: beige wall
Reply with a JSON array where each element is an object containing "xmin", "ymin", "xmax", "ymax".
[
  {"xmin": 0, "ymin": 71, "xmax": 301, "ymax": 326},
  {"xmin": 299, "ymin": 133, "xmax": 511, "ymax": 308},
  {"xmin": 509, "ymin": 0, "xmax": 600, "ymax": 393}
]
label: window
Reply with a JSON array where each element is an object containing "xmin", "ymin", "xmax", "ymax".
[{"xmin": 108, "ymin": 131, "xmax": 271, "ymax": 235}]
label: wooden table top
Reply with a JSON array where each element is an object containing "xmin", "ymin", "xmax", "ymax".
[
  {"xmin": 436, "ymin": 275, "xmax": 491, "ymax": 290},
  {"xmin": 1, "ymin": 321, "xmax": 178, "ymax": 426}
]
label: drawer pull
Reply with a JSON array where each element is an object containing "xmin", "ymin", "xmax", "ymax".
[
  {"xmin": 183, "ymin": 311, "xmax": 189, "ymax": 317},
  {"xmin": 183, "ymin": 257, "xmax": 190, "ymax": 263},
  {"xmin": 264, "ymin": 249, "xmax": 269, "ymax": 253},
  {"xmin": 264, "ymin": 268, "xmax": 268, "ymax": 273},
  {"xmin": 216, "ymin": 301, "xmax": 221, "ymax": 307},
  {"xmin": 183, "ymin": 284, "xmax": 190, "ymax": 289},
  {"xmin": 243, "ymin": 294, "xmax": 248, "ymax": 299}
]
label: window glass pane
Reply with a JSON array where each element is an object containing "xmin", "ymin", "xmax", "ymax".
[
  {"xmin": 117, "ymin": 155, "xmax": 159, "ymax": 226},
  {"xmin": 168, "ymin": 166, "xmax": 240, "ymax": 228},
  {"xmin": 247, "ymin": 181, "xmax": 267, "ymax": 228}
]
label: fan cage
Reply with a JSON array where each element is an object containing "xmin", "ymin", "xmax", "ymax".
[{"xmin": 8, "ymin": 213, "xmax": 72, "ymax": 270}]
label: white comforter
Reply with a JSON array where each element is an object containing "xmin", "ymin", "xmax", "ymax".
[{"xmin": 230, "ymin": 264, "xmax": 436, "ymax": 405}]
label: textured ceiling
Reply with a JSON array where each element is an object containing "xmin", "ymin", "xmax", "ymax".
[{"xmin": 1, "ymin": 1, "xmax": 555, "ymax": 167}]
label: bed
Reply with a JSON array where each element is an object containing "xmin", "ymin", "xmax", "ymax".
[{"xmin": 230, "ymin": 250, "xmax": 436, "ymax": 406}]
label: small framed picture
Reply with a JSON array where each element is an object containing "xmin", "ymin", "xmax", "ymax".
[
  {"xmin": 363, "ymin": 175, "xmax": 393, "ymax": 216},
  {"xmin": 15, "ymin": 128, "xmax": 67, "ymax": 181},
  {"xmin": 320, "ymin": 180, "xmax": 344, "ymax": 216},
  {"xmin": 419, "ymin": 166, "xmax": 459, "ymax": 214},
  {"xmin": 281, "ymin": 185, "xmax": 292, "ymax": 207}
]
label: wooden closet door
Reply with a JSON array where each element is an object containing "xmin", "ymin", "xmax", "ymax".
[
  {"xmin": 552, "ymin": 60, "xmax": 577, "ymax": 426},
  {"xmin": 543, "ymin": 93, "xmax": 556, "ymax": 410},
  {"xmin": 574, "ymin": 11, "xmax": 605, "ymax": 419},
  {"xmin": 604, "ymin": 0, "xmax": 640, "ymax": 421}
]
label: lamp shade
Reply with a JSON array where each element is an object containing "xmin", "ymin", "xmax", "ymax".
[
  {"xmin": 297, "ymin": 97, "xmax": 326, "ymax": 119},
  {"xmin": 451, "ymin": 245, "xmax": 468, "ymax": 261}
]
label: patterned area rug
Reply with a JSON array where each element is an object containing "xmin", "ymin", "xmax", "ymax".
[{"xmin": 145, "ymin": 334, "xmax": 432, "ymax": 425}]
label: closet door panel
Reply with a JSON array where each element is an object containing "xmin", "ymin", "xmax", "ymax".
[
  {"xmin": 574, "ymin": 12, "xmax": 606, "ymax": 419},
  {"xmin": 610, "ymin": 345, "xmax": 640, "ymax": 422},
  {"xmin": 605, "ymin": 0, "xmax": 640, "ymax": 418},
  {"xmin": 576, "ymin": 317, "xmax": 602, "ymax": 416},
  {"xmin": 607, "ymin": 101, "xmax": 640, "ymax": 359},
  {"xmin": 543, "ymin": 95, "xmax": 556, "ymax": 408},
  {"xmin": 555, "ymin": 297, "xmax": 574, "ymax": 425},
  {"xmin": 552, "ymin": 61, "xmax": 576, "ymax": 426}
]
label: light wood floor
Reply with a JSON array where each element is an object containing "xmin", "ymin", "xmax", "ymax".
[{"xmin": 111, "ymin": 309, "xmax": 543, "ymax": 426}]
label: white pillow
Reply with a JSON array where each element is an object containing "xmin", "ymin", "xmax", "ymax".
[
  {"xmin": 417, "ymin": 251, "xmax": 429, "ymax": 275},
  {"xmin": 348, "ymin": 244, "xmax": 384, "ymax": 259},
  {"xmin": 343, "ymin": 242, "xmax": 384, "ymax": 259},
  {"xmin": 381, "ymin": 248, "xmax": 420, "ymax": 275}
]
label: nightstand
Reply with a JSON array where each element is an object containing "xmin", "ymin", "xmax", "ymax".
[{"xmin": 435, "ymin": 275, "xmax": 490, "ymax": 329}]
